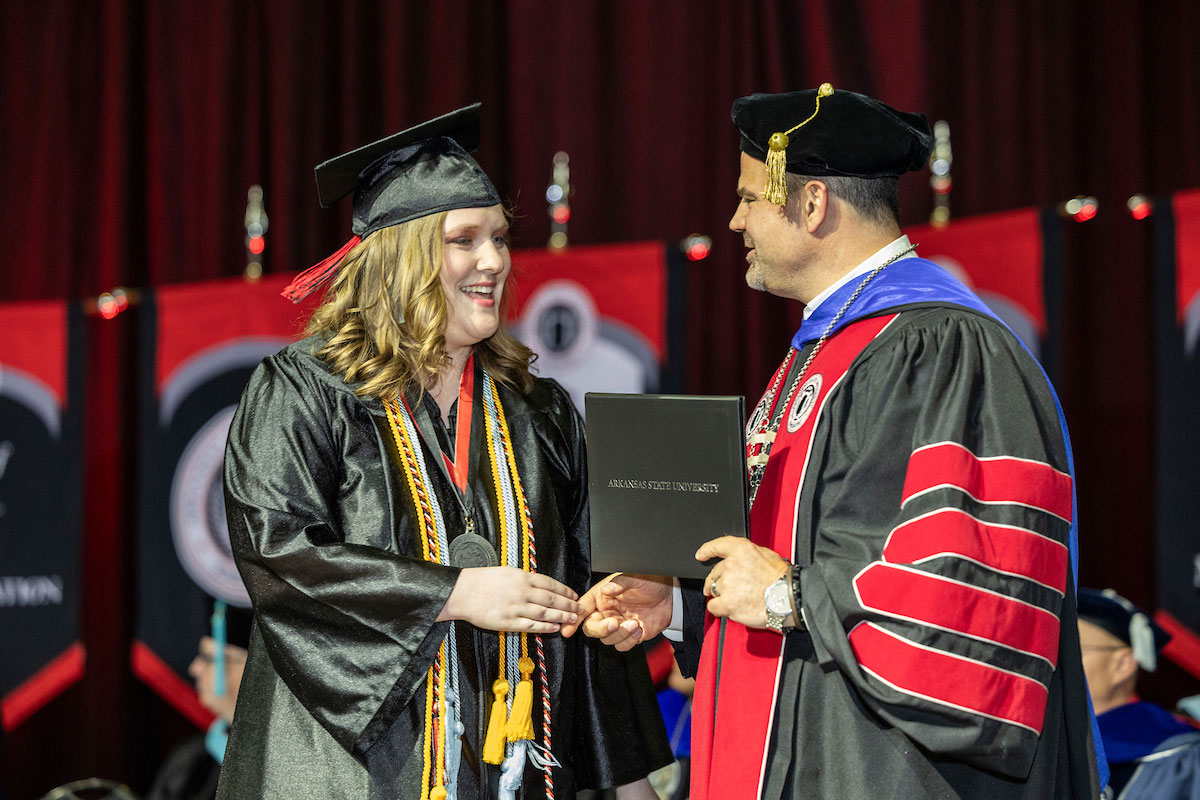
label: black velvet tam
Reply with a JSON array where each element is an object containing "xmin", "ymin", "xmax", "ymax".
[
  {"xmin": 314, "ymin": 103, "xmax": 501, "ymax": 238},
  {"xmin": 1077, "ymin": 587, "xmax": 1170, "ymax": 651},
  {"xmin": 732, "ymin": 88, "xmax": 932, "ymax": 178}
]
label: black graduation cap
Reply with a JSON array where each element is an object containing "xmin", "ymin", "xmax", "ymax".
[
  {"xmin": 315, "ymin": 102, "xmax": 500, "ymax": 237},
  {"xmin": 732, "ymin": 84, "xmax": 932, "ymax": 205},
  {"xmin": 283, "ymin": 103, "xmax": 501, "ymax": 302},
  {"xmin": 1077, "ymin": 587, "xmax": 1171, "ymax": 671}
]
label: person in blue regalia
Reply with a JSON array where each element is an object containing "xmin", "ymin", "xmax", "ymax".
[{"xmin": 1078, "ymin": 587, "xmax": 1200, "ymax": 798}]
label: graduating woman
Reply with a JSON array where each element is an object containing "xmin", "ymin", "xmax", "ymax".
[{"xmin": 218, "ymin": 105, "xmax": 669, "ymax": 799}]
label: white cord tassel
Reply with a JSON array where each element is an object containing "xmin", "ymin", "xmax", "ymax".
[
  {"xmin": 444, "ymin": 686, "xmax": 464, "ymax": 799},
  {"xmin": 498, "ymin": 740, "xmax": 528, "ymax": 800},
  {"xmin": 527, "ymin": 741, "xmax": 562, "ymax": 770}
]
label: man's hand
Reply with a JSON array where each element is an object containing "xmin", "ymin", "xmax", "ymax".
[
  {"xmin": 560, "ymin": 573, "xmax": 674, "ymax": 651},
  {"xmin": 695, "ymin": 535, "xmax": 790, "ymax": 629}
]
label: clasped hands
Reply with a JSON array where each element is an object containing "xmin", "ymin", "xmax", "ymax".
[{"xmin": 559, "ymin": 535, "xmax": 791, "ymax": 651}]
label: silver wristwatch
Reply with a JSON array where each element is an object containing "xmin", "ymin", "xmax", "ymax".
[{"xmin": 764, "ymin": 576, "xmax": 793, "ymax": 632}]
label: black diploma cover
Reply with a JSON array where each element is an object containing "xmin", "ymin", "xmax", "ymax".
[{"xmin": 584, "ymin": 393, "xmax": 748, "ymax": 579}]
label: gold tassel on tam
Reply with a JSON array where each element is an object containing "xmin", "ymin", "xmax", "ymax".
[
  {"xmin": 763, "ymin": 132, "xmax": 791, "ymax": 205},
  {"xmin": 505, "ymin": 656, "xmax": 536, "ymax": 741},
  {"xmin": 483, "ymin": 678, "xmax": 511, "ymax": 765},
  {"xmin": 763, "ymin": 82, "xmax": 835, "ymax": 207}
]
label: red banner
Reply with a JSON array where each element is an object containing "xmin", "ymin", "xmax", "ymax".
[
  {"xmin": 508, "ymin": 241, "xmax": 680, "ymax": 409},
  {"xmin": 1173, "ymin": 189, "xmax": 1200, "ymax": 323},
  {"xmin": 907, "ymin": 209, "xmax": 1049, "ymax": 358}
]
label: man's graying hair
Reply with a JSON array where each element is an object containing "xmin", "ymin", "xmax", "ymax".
[{"xmin": 787, "ymin": 173, "xmax": 901, "ymax": 228}]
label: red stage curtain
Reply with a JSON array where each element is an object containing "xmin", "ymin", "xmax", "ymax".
[{"xmin": 3, "ymin": 1, "xmax": 1200, "ymax": 794}]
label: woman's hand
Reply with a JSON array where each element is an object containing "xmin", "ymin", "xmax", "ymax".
[{"xmin": 437, "ymin": 566, "xmax": 584, "ymax": 633}]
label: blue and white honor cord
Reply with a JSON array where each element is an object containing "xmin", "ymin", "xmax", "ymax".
[{"xmin": 483, "ymin": 374, "xmax": 529, "ymax": 800}]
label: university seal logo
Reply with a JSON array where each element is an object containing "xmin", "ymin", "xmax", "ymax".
[
  {"xmin": 169, "ymin": 405, "xmax": 250, "ymax": 606},
  {"xmin": 786, "ymin": 374, "xmax": 823, "ymax": 434}
]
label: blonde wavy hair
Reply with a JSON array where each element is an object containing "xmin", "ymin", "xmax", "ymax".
[{"xmin": 305, "ymin": 211, "xmax": 535, "ymax": 399}]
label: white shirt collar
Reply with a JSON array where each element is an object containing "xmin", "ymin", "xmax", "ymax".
[{"xmin": 802, "ymin": 234, "xmax": 915, "ymax": 320}]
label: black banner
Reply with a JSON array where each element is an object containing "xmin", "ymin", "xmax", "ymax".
[
  {"xmin": 1151, "ymin": 189, "xmax": 1200, "ymax": 678},
  {"xmin": 133, "ymin": 275, "xmax": 313, "ymax": 725},
  {"xmin": 0, "ymin": 301, "xmax": 85, "ymax": 731}
]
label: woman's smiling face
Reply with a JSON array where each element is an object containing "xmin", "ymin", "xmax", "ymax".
[{"xmin": 439, "ymin": 205, "xmax": 511, "ymax": 354}]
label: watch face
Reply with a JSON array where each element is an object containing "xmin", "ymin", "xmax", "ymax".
[{"xmin": 766, "ymin": 580, "xmax": 791, "ymax": 614}]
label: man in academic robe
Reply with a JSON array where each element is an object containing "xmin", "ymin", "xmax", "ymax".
[
  {"xmin": 565, "ymin": 86, "xmax": 1105, "ymax": 798},
  {"xmin": 1078, "ymin": 587, "xmax": 1200, "ymax": 798}
]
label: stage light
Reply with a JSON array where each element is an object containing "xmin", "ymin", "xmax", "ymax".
[
  {"xmin": 1127, "ymin": 194, "xmax": 1153, "ymax": 220},
  {"xmin": 97, "ymin": 293, "xmax": 119, "ymax": 319},
  {"xmin": 928, "ymin": 120, "xmax": 953, "ymax": 225},
  {"xmin": 245, "ymin": 184, "xmax": 269, "ymax": 279},
  {"xmin": 1074, "ymin": 199, "xmax": 1098, "ymax": 222},
  {"xmin": 87, "ymin": 287, "xmax": 140, "ymax": 318},
  {"xmin": 1061, "ymin": 195, "xmax": 1098, "ymax": 223},
  {"xmin": 681, "ymin": 234, "xmax": 711, "ymax": 261},
  {"xmin": 547, "ymin": 151, "xmax": 572, "ymax": 249}
]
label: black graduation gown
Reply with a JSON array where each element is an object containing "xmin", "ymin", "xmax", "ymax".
[
  {"xmin": 217, "ymin": 338, "xmax": 670, "ymax": 799},
  {"xmin": 677, "ymin": 303, "xmax": 1099, "ymax": 799}
]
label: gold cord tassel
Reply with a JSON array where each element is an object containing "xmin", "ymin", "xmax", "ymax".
[
  {"xmin": 505, "ymin": 656, "xmax": 536, "ymax": 741},
  {"xmin": 482, "ymin": 678, "xmax": 511, "ymax": 764},
  {"xmin": 764, "ymin": 82, "xmax": 835, "ymax": 207},
  {"xmin": 430, "ymin": 788, "xmax": 447, "ymax": 800}
]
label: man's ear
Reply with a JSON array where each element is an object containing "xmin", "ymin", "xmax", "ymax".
[
  {"xmin": 799, "ymin": 179, "xmax": 829, "ymax": 233},
  {"xmin": 1112, "ymin": 645, "xmax": 1139, "ymax": 685}
]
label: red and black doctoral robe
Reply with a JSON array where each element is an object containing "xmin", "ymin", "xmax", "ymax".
[{"xmin": 676, "ymin": 257, "xmax": 1101, "ymax": 800}]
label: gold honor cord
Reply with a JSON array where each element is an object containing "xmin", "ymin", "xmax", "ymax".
[
  {"xmin": 383, "ymin": 397, "xmax": 449, "ymax": 800},
  {"xmin": 480, "ymin": 382, "xmax": 513, "ymax": 766},
  {"xmin": 492, "ymin": 382, "xmax": 556, "ymax": 797},
  {"xmin": 480, "ymin": 375, "xmax": 538, "ymax": 764},
  {"xmin": 491, "ymin": 380, "xmax": 535, "ymax": 744},
  {"xmin": 384, "ymin": 376, "xmax": 554, "ymax": 797}
]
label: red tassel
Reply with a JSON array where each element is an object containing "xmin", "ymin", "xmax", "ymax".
[{"xmin": 281, "ymin": 235, "xmax": 362, "ymax": 303}]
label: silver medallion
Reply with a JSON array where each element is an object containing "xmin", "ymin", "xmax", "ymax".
[
  {"xmin": 786, "ymin": 374, "xmax": 823, "ymax": 433},
  {"xmin": 448, "ymin": 532, "xmax": 500, "ymax": 568},
  {"xmin": 746, "ymin": 394, "xmax": 771, "ymax": 440}
]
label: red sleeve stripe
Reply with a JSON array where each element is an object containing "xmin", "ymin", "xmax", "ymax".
[
  {"xmin": 901, "ymin": 442, "xmax": 1073, "ymax": 522},
  {"xmin": 882, "ymin": 509, "xmax": 1069, "ymax": 594},
  {"xmin": 853, "ymin": 562, "xmax": 1060, "ymax": 665},
  {"xmin": 849, "ymin": 622, "xmax": 1049, "ymax": 734}
]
